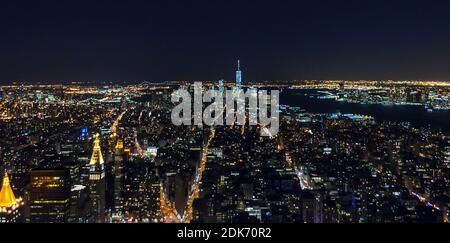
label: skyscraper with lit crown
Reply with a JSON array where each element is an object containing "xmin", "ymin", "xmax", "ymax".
[
  {"xmin": 89, "ymin": 134, "xmax": 106, "ymax": 223},
  {"xmin": 236, "ymin": 60, "xmax": 242, "ymax": 87},
  {"xmin": 112, "ymin": 138, "xmax": 124, "ymax": 222},
  {"xmin": 0, "ymin": 171, "xmax": 24, "ymax": 223}
]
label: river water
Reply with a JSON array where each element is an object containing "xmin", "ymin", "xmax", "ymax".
[{"xmin": 280, "ymin": 89, "xmax": 450, "ymax": 132}]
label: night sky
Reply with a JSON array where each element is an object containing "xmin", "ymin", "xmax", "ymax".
[{"xmin": 1, "ymin": 0, "xmax": 450, "ymax": 83}]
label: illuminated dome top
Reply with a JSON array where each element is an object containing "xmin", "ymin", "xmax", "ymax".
[
  {"xmin": 0, "ymin": 171, "xmax": 17, "ymax": 208},
  {"xmin": 90, "ymin": 133, "xmax": 104, "ymax": 165}
]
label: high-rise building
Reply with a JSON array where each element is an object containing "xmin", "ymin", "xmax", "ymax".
[
  {"xmin": 0, "ymin": 171, "xmax": 24, "ymax": 223},
  {"xmin": 218, "ymin": 79, "xmax": 224, "ymax": 93},
  {"xmin": 112, "ymin": 138, "xmax": 124, "ymax": 222},
  {"xmin": 146, "ymin": 182, "xmax": 161, "ymax": 222},
  {"xmin": 236, "ymin": 60, "xmax": 242, "ymax": 87},
  {"xmin": 444, "ymin": 141, "xmax": 450, "ymax": 169},
  {"xmin": 69, "ymin": 184, "xmax": 90, "ymax": 223},
  {"xmin": 301, "ymin": 192, "xmax": 323, "ymax": 223},
  {"xmin": 29, "ymin": 169, "xmax": 70, "ymax": 223},
  {"xmin": 88, "ymin": 134, "xmax": 106, "ymax": 223}
]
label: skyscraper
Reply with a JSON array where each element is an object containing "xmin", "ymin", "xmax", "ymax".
[
  {"xmin": 29, "ymin": 169, "xmax": 70, "ymax": 223},
  {"xmin": 0, "ymin": 171, "xmax": 24, "ymax": 223},
  {"xmin": 218, "ymin": 79, "xmax": 224, "ymax": 93},
  {"xmin": 112, "ymin": 138, "xmax": 124, "ymax": 222},
  {"xmin": 236, "ymin": 60, "xmax": 242, "ymax": 87},
  {"xmin": 302, "ymin": 192, "xmax": 323, "ymax": 223},
  {"xmin": 88, "ymin": 134, "xmax": 106, "ymax": 223},
  {"xmin": 444, "ymin": 141, "xmax": 450, "ymax": 169},
  {"xmin": 69, "ymin": 184, "xmax": 90, "ymax": 223}
]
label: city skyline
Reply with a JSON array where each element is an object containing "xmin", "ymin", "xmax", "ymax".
[
  {"xmin": 0, "ymin": 0, "xmax": 449, "ymax": 231},
  {"xmin": 0, "ymin": 63, "xmax": 448, "ymax": 224}
]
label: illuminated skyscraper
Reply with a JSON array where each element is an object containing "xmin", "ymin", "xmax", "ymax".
[
  {"xmin": 444, "ymin": 142, "xmax": 450, "ymax": 169},
  {"xmin": 89, "ymin": 134, "xmax": 106, "ymax": 223},
  {"xmin": 29, "ymin": 169, "xmax": 70, "ymax": 223},
  {"xmin": 0, "ymin": 171, "xmax": 24, "ymax": 223},
  {"xmin": 218, "ymin": 79, "xmax": 224, "ymax": 93},
  {"xmin": 112, "ymin": 138, "xmax": 124, "ymax": 222},
  {"xmin": 90, "ymin": 134, "xmax": 104, "ymax": 166},
  {"xmin": 69, "ymin": 184, "xmax": 90, "ymax": 223},
  {"xmin": 236, "ymin": 60, "xmax": 242, "ymax": 87}
]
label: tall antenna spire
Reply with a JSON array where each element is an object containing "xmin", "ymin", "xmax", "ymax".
[{"xmin": 236, "ymin": 59, "xmax": 242, "ymax": 86}]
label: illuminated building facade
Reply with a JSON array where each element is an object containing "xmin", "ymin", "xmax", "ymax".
[
  {"xmin": 218, "ymin": 79, "xmax": 224, "ymax": 90},
  {"xmin": 112, "ymin": 138, "xmax": 124, "ymax": 222},
  {"xmin": 69, "ymin": 184, "xmax": 90, "ymax": 223},
  {"xmin": 88, "ymin": 134, "xmax": 106, "ymax": 223},
  {"xmin": 29, "ymin": 169, "xmax": 70, "ymax": 223},
  {"xmin": 0, "ymin": 171, "xmax": 24, "ymax": 223},
  {"xmin": 236, "ymin": 60, "xmax": 242, "ymax": 87},
  {"xmin": 444, "ymin": 142, "xmax": 450, "ymax": 168}
]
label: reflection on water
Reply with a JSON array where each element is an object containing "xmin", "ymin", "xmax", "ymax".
[{"xmin": 280, "ymin": 89, "xmax": 450, "ymax": 131}]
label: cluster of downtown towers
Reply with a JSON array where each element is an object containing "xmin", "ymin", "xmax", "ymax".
[{"xmin": 0, "ymin": 61, "xmax": 246, "ymax": 223}]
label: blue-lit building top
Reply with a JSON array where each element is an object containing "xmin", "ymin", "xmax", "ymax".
[
  {"xmin": 81, "ymin": 128, "xmax": 88, "ymax": 138},
  {"xmin": 236, "ymin": 60, "xmax": 242, "ymax": 86}
]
